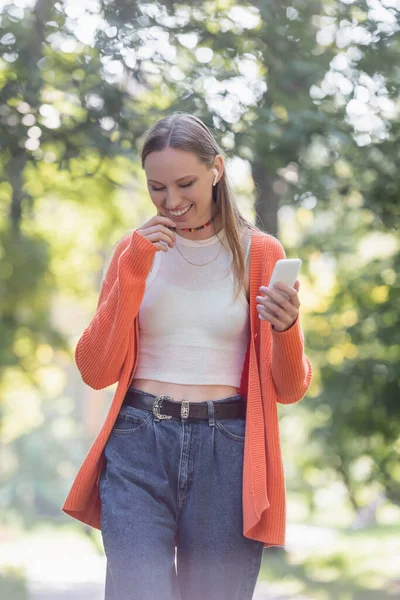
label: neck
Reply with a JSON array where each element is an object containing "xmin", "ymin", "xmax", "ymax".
[{"xmin": 175, "ymin": 215, "xmax": 223, "ymax": 241}]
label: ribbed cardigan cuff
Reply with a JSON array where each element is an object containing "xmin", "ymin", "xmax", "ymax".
[{"xmin": 118, "ymin": 229, "xmax": 158, "ymax": 283}]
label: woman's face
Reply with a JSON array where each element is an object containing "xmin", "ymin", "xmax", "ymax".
[{"xmin": 144, "ymin": 147, "xmax": 223, "ymax": 229}]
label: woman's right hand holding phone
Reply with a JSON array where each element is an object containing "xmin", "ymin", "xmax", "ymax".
[{"xmin": 136, "ymin": 215, "xmax": 177, "ymax": 253}]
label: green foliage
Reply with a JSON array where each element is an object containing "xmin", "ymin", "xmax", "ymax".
[
  {"xmin": 0, "ymin": 0, "xmax": 399, "ymax": 533},
  {"xmin": 260, "ymin": 523, "xmax": 400, "ymax": 598},
  {"xmin": 0, "ymin": 565, "xmax": 28, "ymax": 600}
]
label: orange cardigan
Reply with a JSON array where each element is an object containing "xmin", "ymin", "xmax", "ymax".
[{"xmin": 62, "ymin": 228, "xmax": 312, "ymax": 548}]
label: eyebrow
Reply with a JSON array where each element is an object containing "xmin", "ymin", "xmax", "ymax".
[{"xmin": 147, "ymin": 175, "xmax": 197, "ymax": 184}]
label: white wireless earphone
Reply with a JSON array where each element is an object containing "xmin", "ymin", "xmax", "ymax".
[{"xmin": 212, "ymin": 168, "xmax": 218, "ymax": 186}]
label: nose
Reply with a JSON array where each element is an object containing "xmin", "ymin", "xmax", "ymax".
[{"xmin": 164, "ymin": 192, "xmax": 186, "ymax": 211}]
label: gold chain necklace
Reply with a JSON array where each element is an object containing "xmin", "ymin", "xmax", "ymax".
[{"xmin": 174, "ymin": 229, "xmax": 225, "ymax": 267}]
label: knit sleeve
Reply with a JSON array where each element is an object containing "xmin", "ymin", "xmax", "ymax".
[
  {"xmin": 268, "ymin": 237, "xmax": 313, "ymax": 404},
  {"xmin": 75, "ymin": 229, "xmax": 157, "ymax": 390}
]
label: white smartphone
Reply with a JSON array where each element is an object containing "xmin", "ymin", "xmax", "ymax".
[
  {"xmin": 259, "ymin": 258, "xmax": 301, "ymax": 319},
  {"xmin": 267, "ymin": 258, "xmax": 302, "ymax": 298}
]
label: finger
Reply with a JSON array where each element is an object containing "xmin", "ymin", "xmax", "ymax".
[
  {"xmin": 273, "ymin": 282, "xmax": 300, "ymax": 305},
  {"xmin": 256, "ymin": 297, "xmax": 280, "ymax": 318},
  {"xmin": 258, "ymin": 288, "xmax": 287, "ymax": 307},
  {"xmin": 159, "ymin": 241, "xmax": 169, "ymax": 252},
  {"xmin": 257, "ymin": 305, "xmax": 287, "ymax": 328},
  {"xmin": 260, "ymin": 284, "xmax": 300, "ymax": 308},
  {"xmin": 263, "ymin": 299, "xmax": 296, "ymax": 321},
  {"xmin": 156, "ymin": 214, "xmax": 177, "ymax": 227},
  {"xmin": 258, "ymin": 288, "xmax": 294, "ymax": 312},
  {"xmin": 256, "ymin": 297, "xmax": 298, "ymax": 324},
  {"xmin": 256, "ymin": 295, "xmax": 281, "ymax": 314}
]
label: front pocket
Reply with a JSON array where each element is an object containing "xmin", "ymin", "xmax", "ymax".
[
  {"xmin": 112, "ymin": 404, "xmax": 153, "ymax": 435},
  {"xmin": 215, "ymin": 417, "xmax": 246, "ymax": 442}
]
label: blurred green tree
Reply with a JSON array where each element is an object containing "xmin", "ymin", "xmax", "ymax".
[{"xmin": 0, "ymin": 0, "xmax": 399, "ymax": 533}]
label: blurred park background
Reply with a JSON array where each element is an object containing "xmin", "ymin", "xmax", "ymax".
[{"xmin": 1, "ymin": 0, "xmax": 399, "ymax": 598}]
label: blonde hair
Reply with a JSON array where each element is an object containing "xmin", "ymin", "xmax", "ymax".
[{"xmin": 140, "ymin": 112, "xmax": 263, "ymax": 301}]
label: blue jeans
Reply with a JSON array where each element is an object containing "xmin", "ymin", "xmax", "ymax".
[{"xmin": 99, "ymin": 386, "xmax": 264, "ymax": 600}]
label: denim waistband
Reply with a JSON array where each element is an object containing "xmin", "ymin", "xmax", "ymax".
[{"xmin": 129, "ymin": 385, "xmax": 244, "ymax": 404}]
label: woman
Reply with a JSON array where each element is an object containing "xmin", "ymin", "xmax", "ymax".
[{"xmin": 62, "ymin": 112, "xmax": 312, "ymax": 600}]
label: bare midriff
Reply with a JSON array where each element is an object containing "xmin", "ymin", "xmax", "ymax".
[{"xmin": 130, "ymin": 379, "xmax": 241, "ymax": 403}]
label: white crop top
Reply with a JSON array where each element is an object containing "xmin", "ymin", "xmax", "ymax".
[{"xmin": 134, "ymin": 228, "xmax": 251, "ymax": 386}]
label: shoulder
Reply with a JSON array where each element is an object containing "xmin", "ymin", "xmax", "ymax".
[
  {"xmin": 241, "ymin": 227, "xmax": 286, "ymax": 262},
  {"xmin": 245, "ymin": 228, "xmax": 285, "ymax": 248},
  {"xmin": 263, "ymin": 233, "xmax": 286, "ymax": 258},
  {"xmin": 248, "ymin": 230, "xmax": 286, "ymax": 261}
]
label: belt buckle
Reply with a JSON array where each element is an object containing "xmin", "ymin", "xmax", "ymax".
[{"xmin": 153, "ymin": 395, "xmax": 173, "ymax": 420}]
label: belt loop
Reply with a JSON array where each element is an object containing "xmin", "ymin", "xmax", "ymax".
[
  {"xmin": 181, "ymin": 400, "xmax": 190, "ymax": 420},
  {"xmin": 207, "ymin": 400, "xmax": 215, "ymax": 427}
]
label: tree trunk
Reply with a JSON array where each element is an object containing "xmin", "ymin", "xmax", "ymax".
[{"xmin": 252, "ymin": 162, "xmax": 279, "ymax": 237}]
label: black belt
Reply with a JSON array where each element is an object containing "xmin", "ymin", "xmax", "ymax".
[{"xmin": 123, "ymin": 387, "xmax": 246, "ymax": 421}]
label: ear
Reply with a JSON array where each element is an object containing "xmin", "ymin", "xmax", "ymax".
[{"xmin": 214, "ymin": 154, "xmax": 224, "ymax": 178}]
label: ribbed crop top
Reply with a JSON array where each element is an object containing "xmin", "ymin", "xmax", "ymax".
[{"xmin": 134, "ymin": 228, "xmax": 252, "ymax": 386}]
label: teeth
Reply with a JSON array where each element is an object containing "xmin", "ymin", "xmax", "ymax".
[{"xmin": 170, "ymin": 205, "xmax": 192, "ymax": 216}]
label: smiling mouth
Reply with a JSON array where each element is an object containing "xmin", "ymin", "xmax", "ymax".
[{"xmin": 168, "ymin": 204, "xmax": 193, "ymax": 217}]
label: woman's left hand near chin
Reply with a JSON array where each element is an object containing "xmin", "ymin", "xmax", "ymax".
[{"xmin": 255, "ymin": 280, "xmax": 300, "ymax": 332}]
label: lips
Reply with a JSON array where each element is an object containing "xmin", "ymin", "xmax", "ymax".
[{"xmin": 168, "ymin": 204, "xmax": 193, "ymax": 217}]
